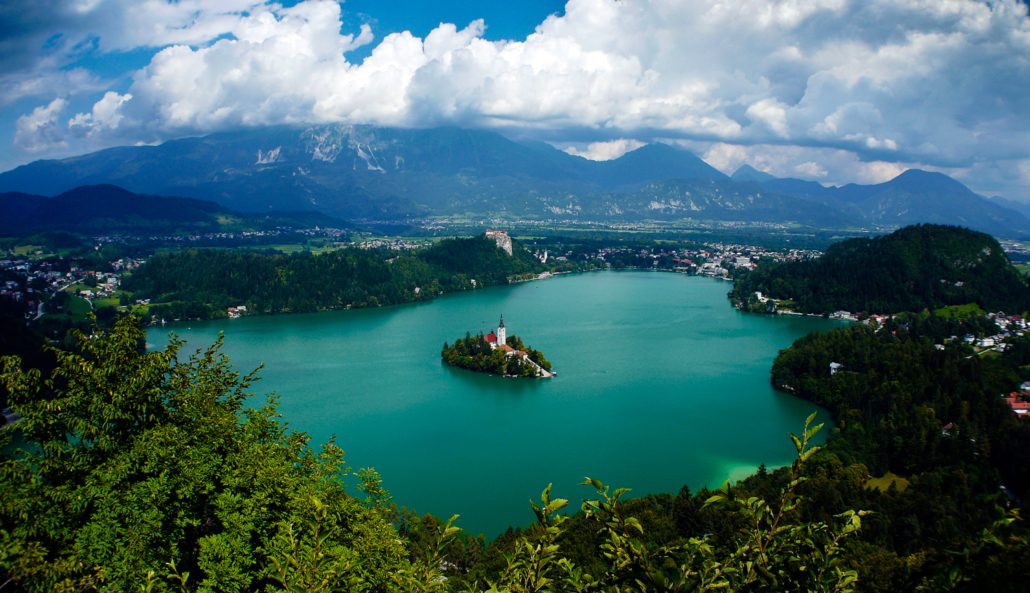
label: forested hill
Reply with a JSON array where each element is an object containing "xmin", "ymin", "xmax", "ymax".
[
  {"xmin": 0, "ymin": 184, "xmax": 343, "ymax": 235},
  {"xmin": 122, "ymin": 235, "xmax": 543, "ymax": 320},
  {"xmin": 732, "ymin": 224, "xmax": 1030, "ymax": 314}
]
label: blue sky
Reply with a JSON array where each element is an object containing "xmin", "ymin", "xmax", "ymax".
[
  {"xmin": 340, "ymin": 1, "xmax": 567, "ymax": 44},
  {"xmin": 2, "ymin": 0, "xmax": 1029, "ymax": 200},
  {"xmin": 0, "ymin": 0, "xmax": 566, "ymax": 169}
]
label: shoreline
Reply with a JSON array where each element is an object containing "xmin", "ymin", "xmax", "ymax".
[{"xmin": 148, "ymin": 266, "xmax": 719, "ymax": 327}]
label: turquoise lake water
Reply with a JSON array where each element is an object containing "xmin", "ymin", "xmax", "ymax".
[{"xmin": 149, "ymin": 271, "xmax": 841, "ymax": 537}]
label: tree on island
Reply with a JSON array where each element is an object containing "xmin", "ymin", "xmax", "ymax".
[{"xmin": 442, "ymin": 332, "xmax": 552, "ymax": 378}]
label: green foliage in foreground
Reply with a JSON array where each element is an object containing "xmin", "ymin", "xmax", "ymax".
[
  {"xmin": 764, "ymin": 323, "xmax": 1030, "ymax": 591},
  {"xmin": 1, "ymin": 318, "xmax": 877, "ymax": 592},
  {"xmin": 0, "ymin": 317, "xmax": 404, "ymax": 591},
  {"xmin": 484, "ymin": 415, "xmax": 868, "ymax": 593}
]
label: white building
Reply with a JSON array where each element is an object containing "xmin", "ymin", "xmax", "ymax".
[{"xmin": 486, "ymin": 314, "xmax": 507, "ymax": 347}]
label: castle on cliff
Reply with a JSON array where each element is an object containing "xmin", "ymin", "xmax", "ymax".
[{"xmin": 485, "ymin": 230, "xmax": 513, "ymax": 256}]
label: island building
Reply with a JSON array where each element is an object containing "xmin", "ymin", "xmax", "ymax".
[
  {"xmin": 484, "ymin": 314, "xmax": 508, "ymax": 350},
  {"xmin": 484, "ymin": 314, "xmax": 553, "ymax": 377}
]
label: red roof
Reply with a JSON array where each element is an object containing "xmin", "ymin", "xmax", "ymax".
[
  {"xmin": 498, "ymin": 344, "xmax": 515, "ymax": 353},
  {"xmin": 485, "ymin": 332, "xmax": 497, "ymax": 343},
  {"xmin": 1004, "ymin": 394, "xmax": 1030, "ymax": 410}
]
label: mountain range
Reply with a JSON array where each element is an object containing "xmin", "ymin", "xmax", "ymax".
[
  {"xmin": 0, "ymin": 184, "xmax": 342, "ymax": 235},
  {"xmin": 0, "ymin": 124, "xmax": 1026, "ymax": 238}
]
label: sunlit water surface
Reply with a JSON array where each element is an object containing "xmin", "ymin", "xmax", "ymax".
[{"xmin": 151, "ymin": 271, "xmax": 841, "ymax": 536}]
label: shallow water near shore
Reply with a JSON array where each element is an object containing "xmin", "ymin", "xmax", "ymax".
[{"xmin": 151, "ymin": 271, "xmax": 842, "ymax": 537}]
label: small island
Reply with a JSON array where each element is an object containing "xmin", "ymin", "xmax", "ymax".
[{"xmin": 442, "ymin": 315, "xmax": 554, "ymax": 378}]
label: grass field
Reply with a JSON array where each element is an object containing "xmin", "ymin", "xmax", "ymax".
[
  {"xmin": 66, "ymin": 295, "xmax": 93, "ymax": 319},
  {"xmin": 117, "ymin": 303, "xmax": 151, "ymax": 316},
  {"xmin": 11, "ymin": 245, "xmax": 55, "ymax": 258},
  {"xmin": 94, "ymin": 296, "xmax": 121, "ymax": 308},
  {"xmin": 866, "ymin": 471, "xmax": 910, "ymax": 492},
  {"xmin": 934, "ymin": 303, "xmax": 986, "ymax": 319},
  {"xmin": 45, "ymin": 294, "xmax": 94, "ymax": 324},
  {"xmin": 225, "ymin": 241, "xmax": 355, "ymax": 254},
  {"xmin": 7, "ymin": 244, "xmax": 79, "ymax": 259}
]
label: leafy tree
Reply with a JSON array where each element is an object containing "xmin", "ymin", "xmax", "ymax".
[
  {"xmin": 2, "ymin": 313, "xmax": 1026, "ymax": 592},
  {"xmin": 442, "ymin": 333, "xmax": 551, "ymax": 377},
  {"xmin": 0, "ymin": 316, "xmax": 403, "ymax": 591},
  {"xmin": 460, "ymin": 415, "xmax": 866, "ymax": 593}
]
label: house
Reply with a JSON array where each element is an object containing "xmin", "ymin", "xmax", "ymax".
[
  {"xmin": 829, "ymin": 362, "xmax": 844, "ymax": 375},
  {"xmin": 1002, "ymin": 392, "xmax": 1030, "ymax": 416}
]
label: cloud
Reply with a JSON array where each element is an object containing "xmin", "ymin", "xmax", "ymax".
[
  {"xmin": 0, "ymin": 0, "xmax": 266, "ymax": 59},
  {"xmin": 561, "ymin": 139, "xmax": 645, "ymax": 161},
  {"xmin": 14, "ymin": 98, "xmax": 68, "ymax": 152},
  {"xmin": 794, "ymin": 161, "xmax": 828, "ymax": 179},
  {"xmin": 68, "ymin": 91, "xmax": 132, "ymax": 137},
  {"xmin": 697, "ymin": 141, "xmax": 910, "ymax": 186},
  {"xmin": 0, "ymin": 0, "xmax": 274, "ymax": 109},
  {"xmin": 9, "ymin": 0, "xmax": 1030, "ymax": 198},
  {"xmin": 0, "ymin": 67, "xmax": 107, "ymax": 107}
]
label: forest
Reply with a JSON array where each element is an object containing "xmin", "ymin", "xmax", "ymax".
[
  {"xmin": 441, "ymin": 332, "xmax": 553, "ymax": 377},
  {"xmin": 2, "ymin": 317, "xmax": 1028, "ymax": 591},
  {"xmin": 3, "ymin": 224, "xmax": 1030, "ymax": 591},
  {"xmin": 121, "ymin": 235, "xmax": 544, "ymax": 320},
  {"xmin": 731, "ymin": 224, "xmax": 1030, "ymax": 314}
]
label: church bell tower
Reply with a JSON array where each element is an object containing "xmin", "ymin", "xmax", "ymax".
[{"xmin": 497, "ymin": 314, "xmax": 506, "ymax": 347}]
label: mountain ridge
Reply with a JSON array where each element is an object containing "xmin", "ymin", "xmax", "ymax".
[
  {"xmin": 0, "ymin": 184, "xmax": 345, "ymax": 235},
  {"xmin": 1, "ymin": 124, "xmax": 1027, "ymax": 237}
]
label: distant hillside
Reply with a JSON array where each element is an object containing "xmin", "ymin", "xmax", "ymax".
[
  {"xmin": 753, "ymin": 169, "xmax": 1030, "ymax": 237},
  {"xmin": 0, "ymin": 184, "xmax": 343, "ymax": 235},
  {"xmin": 123, "ymin": 234, "xmax": 543, "ymax": 319},
  {"xmin": 583, "ymin": 178, "xmax": 854, "ymax": 227},
  {"xmin": 732, "ymin": 224, "xmax": 1030, "ymax": 314},
  {"xmin": 0, "ymin": 126, "xmax": 729, "ymax": 221},
  {"xmin": 589, "ymin": 143, "xmax": 727, "ymax": 187},
  {"xmin": 730, "ymin": 164, "xmax": 776, "ymax": 183},
  {"xmin": 989, "ymin": 195, "xmax": 1030, "ymax": 220},
  {"xmin": 1, "ymin": 125, "xmax": 1028, "ymax": 236}
]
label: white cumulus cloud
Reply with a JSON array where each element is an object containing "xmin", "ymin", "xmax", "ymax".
[
  {"xmin": 9, "ymin": 0, "xmax": 1030, "ymax": 198},
  {"xmin": 14, "ymin": 98, "xmax": 68, "ymax": 152},
  {"xmin": 561, "ymin": 139, "xmax": 647, "ymax": 161},
  {"xmin": 68, "ymin": 91, "xmax": 133, "ymax": 137}
]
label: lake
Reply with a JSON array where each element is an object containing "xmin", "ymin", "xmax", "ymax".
[{"xmin": 150, "ymin": 271, "xmax": 841, "ymax": 536}]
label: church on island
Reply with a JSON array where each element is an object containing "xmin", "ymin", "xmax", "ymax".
[
  {"xmin": 441, "ymin": 314, "xmax": 555, "ymax": 378},
  {"xmin": 484, "ymin": 314, "xmax": 511, "ymax": 352},
  {"xmin": 484, "ymin": 315, "xmax": 554, "ymax": 378}
]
